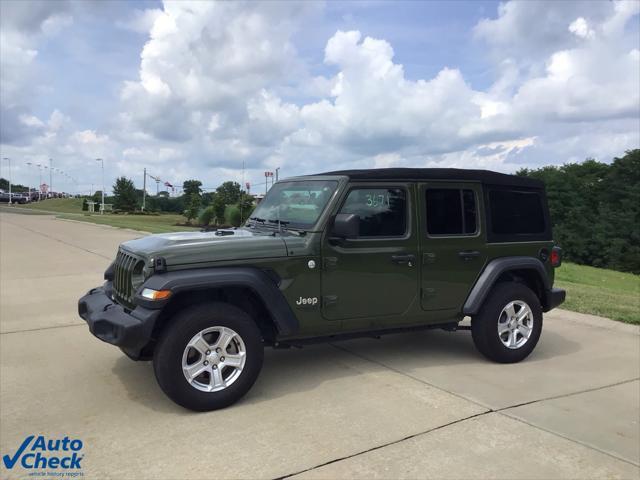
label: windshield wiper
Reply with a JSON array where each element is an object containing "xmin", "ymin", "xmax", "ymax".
[
  {"xmin": 268, "ymin": 219, "xmax": 290, "ymax": 226},
  {"xmin": 267, "ymin": 219, "xmax": 306, "ymax": 236}
]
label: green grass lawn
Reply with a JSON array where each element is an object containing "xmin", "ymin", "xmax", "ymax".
[
  {"xmin": 555, "ymin": 262, "xmax": 639, "ymax": 324},
  {"xmin": 57, "ymin": 213, "xmax": 199, "ymax": 233},
  {"xmin": 9, "ymin": 198, "xmax": 197, "ymax": 233},
  {"xmin": 17, "ymin": 197, "xmax": 85, "ymax": 214}
]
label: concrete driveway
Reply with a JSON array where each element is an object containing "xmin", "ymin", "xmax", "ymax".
[{"xmin": 1, "ymin": 211, "xmax": 638, "ymax": 479}]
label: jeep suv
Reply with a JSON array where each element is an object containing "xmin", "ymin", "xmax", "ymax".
[{"xmin": 79, "ymin": 168, "xmax": 565, "ymax": 411}]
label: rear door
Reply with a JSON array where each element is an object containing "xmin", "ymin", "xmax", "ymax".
[
  {"xmin": 321, "ymin": 183, "xmax": 419, "ymax": 322},
  {"xmin": 419, "ymin": 182, "xmax": 487, "ymax": 311}
]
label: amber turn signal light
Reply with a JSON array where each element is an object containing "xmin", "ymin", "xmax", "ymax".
[{"xmin": 141, "ymin": 288, "xmax": 172, "ymax": 300}]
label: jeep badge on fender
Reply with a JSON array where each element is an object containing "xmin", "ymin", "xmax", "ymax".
[
  {"xmin": 296, "ymin": 297, "xmax": 319, "ymax": 306},
  {"xmin": 78, "ymin": 168, "xmax": 565, "ymax": 411}
]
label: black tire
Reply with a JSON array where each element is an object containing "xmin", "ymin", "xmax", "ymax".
[
  {"xmin": 153, "ymin": 301, "xmax": 264, "ymax": 411},
  {"xmin": 471, "ymin": 282, "xmax": 542, "ymax": 363}
]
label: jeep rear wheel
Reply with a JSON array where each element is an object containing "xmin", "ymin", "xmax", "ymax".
[
  {"xmin": 471, "ymin": 283, "xmax": 542, "ymax": 363},
  {"xmin": 153, "ymin": 302, "xmax": 263, "ymax": 411}
]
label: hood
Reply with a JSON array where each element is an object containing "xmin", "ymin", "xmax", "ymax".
[{"xmin": 120, "ymin": 228, "xmax": 287, "ymax": 266}]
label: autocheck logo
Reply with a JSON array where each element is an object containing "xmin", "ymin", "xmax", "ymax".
[{"xmin": 3, "ymin": 435, "xmax": 84, "ymax": 473}]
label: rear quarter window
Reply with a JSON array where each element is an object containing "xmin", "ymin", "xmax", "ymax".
[{"xmin": 486, "ymin": 187, "xmax": 550, "ymax": 242}]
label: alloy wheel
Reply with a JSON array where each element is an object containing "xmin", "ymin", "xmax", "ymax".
[
  {"xmin": 497, "ymin": 300, "xmax": 534, "ymax": 350},
  {"xmin": 181, "ymin": 326, "xmax": 247, "ymax": 392}
]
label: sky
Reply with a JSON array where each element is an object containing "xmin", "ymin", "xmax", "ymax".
[{"xmin": 1, "ymin": 0, "xmax": 639, "ymax": 195}]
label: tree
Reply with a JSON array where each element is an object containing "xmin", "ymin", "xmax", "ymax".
[
  {"xmin": 518, "ymin": 149, "xmax": 640, "ymax": 274},
  {"xmin": 212, "ymin": 194, "xmax": 226, "ymax": 225},
  {"xmin": 183, "ymin": 180, "xmax": 202, "ymax": 197},
  {"xmin": 112, "ymin": 177, "xmax": 138, "ymax": 212},
  {"xmin": 184, "ymin": 193, "xmax": 201, "ymax": 224},
  {"xmin": 216, "ymin": 181, "xmax": 241, "ymax": 205},
  {"xmin": 238, "ymin": 193, "xmax": 255, "ymax": 224}
]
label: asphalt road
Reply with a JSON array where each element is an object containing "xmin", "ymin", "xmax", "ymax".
[{"xmin": 1, "ymin": 211, "xmax": 639, "ymax": 479}]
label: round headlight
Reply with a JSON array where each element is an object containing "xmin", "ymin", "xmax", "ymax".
[
  {"xmin": 142, "ymin": 263, "xmax": 152, "ymax": 280},
  {"xmin": 131, "ymin": 261, "xmax": 146, "ymax": 291}
]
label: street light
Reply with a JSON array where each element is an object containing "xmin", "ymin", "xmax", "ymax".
[
  {"xmin": 2, "ymin": 157, "xmax": 11, "ymax": 205},
  {"xmin": 95, "ymin": 158, "xmax": 104, "ymax": 214},
  {"xmin": 35, "ymin": 164, "xmax": 43, "ymax": 201},
  {"xmin": 42, "ymin": 165, "xmax": 49, "ymax": 198},
  {"xmin": 49, "ymin": 158, "xmax": 53, "ymax": 197}
]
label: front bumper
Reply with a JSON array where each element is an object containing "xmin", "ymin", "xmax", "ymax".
[
  {"xmin": 78, "ymin": 284, "xmax": 160, "ymax": 356},
  {"xmin": 543, "ymin": 287, "xmax": 566, "ymax": 312}
]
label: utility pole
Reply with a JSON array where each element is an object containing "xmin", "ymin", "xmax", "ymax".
[
  {"xmin": 2, "ymin": 158, "xmax": 11, "ymax": 204},
  {"xmin": 96, "ymin": 158, "xmax": 105, "ymax": 214},
  {"xmin": 49, "ymin": 158, "xmax": 53, "ymax": 197},
  {"xmin": 142, "ymin": 168, "xmax": 146, "ymax": 211}
]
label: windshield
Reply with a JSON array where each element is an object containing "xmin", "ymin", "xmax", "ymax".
[{"xmin": 248, "ymin": 180, "xmax": 338, "ymax": 230}]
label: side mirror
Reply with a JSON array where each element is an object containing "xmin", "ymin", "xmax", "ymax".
[{"xmin": 331, "ymin": 213, "xmax": 360, "ymax": 240}]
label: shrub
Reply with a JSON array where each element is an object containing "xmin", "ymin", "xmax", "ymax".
[
  {"xmin": 199, "ymin": 206, "xmax": 216, "ymax": 226},
  {"xmin": 225, "ymin": 204, "xmax": 241, "ymax": 227}
]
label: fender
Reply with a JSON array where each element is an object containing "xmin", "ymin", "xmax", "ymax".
[
  {"xmin": 137, "ymin": 267, "xmax": 299, "ymax": 335},
  {"xmin": 462, "ymin": 256, "xmax": 550, "ymax": 316}
]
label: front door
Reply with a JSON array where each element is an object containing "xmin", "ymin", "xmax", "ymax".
[
  {"xmin": 321, "ymin": 183, "xmax": 419, "ymax": 321},
  {"xmin": 419, "ymin": 182, "xmax": 487, "ymax": 311}
]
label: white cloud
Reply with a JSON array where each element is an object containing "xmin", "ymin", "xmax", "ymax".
[
  {"xmin": 569, "ymin": 17, "xmax": 595, "ymax": 39},
  {"xmin": 71, "ymin": 130, "xmax": 109, "ymax": 145}
]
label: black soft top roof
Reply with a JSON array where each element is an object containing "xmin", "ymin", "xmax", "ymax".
[{"xmin": 315, "ymin": 168, "xmax": 543, "ymax": 188}]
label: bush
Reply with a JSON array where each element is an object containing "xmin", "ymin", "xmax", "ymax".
[
  {"xmin": 225, "ymin": 204, "xmax": 241, "ymax": 227},
  {"xmin": 199, "ymin": 206, "xmax": 216, "ymax": 226}
]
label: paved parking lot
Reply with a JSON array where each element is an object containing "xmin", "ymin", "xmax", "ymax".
[{"xmin": 1, "ymin": 211, "xmax": 639, "ymax": 479}]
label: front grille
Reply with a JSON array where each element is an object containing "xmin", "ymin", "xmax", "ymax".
[{"xmin": 113, "ymin": 249, "xmax": 139, "ymax": 308}]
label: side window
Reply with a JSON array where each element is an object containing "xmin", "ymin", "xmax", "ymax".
[
  {"xmin": 426, "ymin": 188, "xmax": 477, "ymax": 235},
  {"xmin": 488, "ymin": 189, "xmax": 545, "ymax": 235},
  {"xmin": 339, "ymin": 187, "xmax": 407, "ymax": 237}
]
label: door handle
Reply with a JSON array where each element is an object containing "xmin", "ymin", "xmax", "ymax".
[
  {"xmin": 458, "ymin": 250, "xmax": 480, "ymax": 261},
  {"xmin": 391, "ymin": 254, "xmax": 416, "ymax": 266}
]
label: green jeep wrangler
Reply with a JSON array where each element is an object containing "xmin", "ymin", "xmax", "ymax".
[{"xmin": 79, "ymin": 168, "xmax": 565, "ymax": 411}]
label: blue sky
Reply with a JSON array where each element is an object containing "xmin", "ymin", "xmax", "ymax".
[{"xmin": 1, "ymin": 0, "xmax": 638, "ymax": 194}]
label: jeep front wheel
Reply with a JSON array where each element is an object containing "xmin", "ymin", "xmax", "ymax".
[
  {"xmin": 471, "ymin": 282, "xmax": 542, "ymax": 363},
  {"xmin": 153, "ymin": 302, "xmax": 264, "ymax": 411}
]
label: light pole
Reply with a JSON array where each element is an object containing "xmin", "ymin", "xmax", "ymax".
[
  {"xmin": 49, "ymin": 158, "xmax": 53, "ymax": 197},
  {"xmin": 2, "ymin": 157, "xmax": 11, "ymax": 205},
  {"xmin": 35, "ymin": 164, "xmax": 43, "ymax": 201},
  {"xmin": 96, "ymin": 158, "xmax": 104, "ymax": 214},
  {"xmin": 142, "ymin": 168, "xmax": 146, "ymax": 212}
]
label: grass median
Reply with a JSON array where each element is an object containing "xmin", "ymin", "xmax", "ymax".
[
  {"xmin": 10, "ymin": 198, "xmax": 198, "ymax": 233},
  {"xmin": 57, "ymin": 213, "xmax": 198, "ymax": 233}
]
